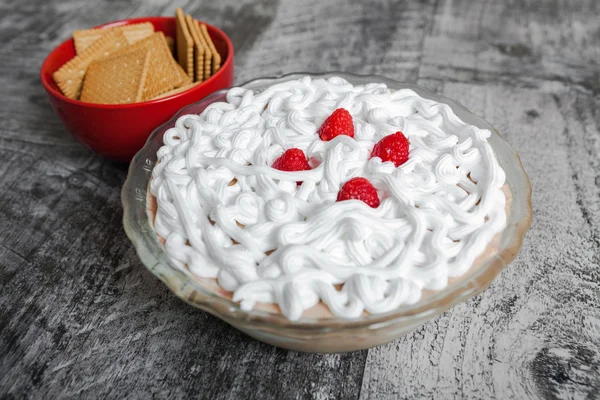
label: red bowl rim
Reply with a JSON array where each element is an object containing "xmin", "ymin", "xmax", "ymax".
[{"xmin": 40, "ymin": 16, "xmax": 234, "ymax": 110}]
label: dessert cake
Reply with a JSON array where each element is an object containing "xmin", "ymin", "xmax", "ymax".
[{"xmin": 149, "ymin": 76, "xmax": 508, "ymax": 321}]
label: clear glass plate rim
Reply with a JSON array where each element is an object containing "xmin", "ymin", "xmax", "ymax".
[{"xmin": 121, "ymin": 71, "xmax": 533, "ymax": 332}]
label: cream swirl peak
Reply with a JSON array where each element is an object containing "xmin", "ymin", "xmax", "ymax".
[{"xmin": 150, "ymin": 76, "xmax": 507, "ymax": 321}]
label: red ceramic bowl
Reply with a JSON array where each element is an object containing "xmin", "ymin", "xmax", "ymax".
[{"xmin": 40, "ymin": 16, "xmax": 234, "ymax": 162}]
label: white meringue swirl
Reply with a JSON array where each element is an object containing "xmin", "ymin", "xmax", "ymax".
[{"xmin": 150, "ymin": 76, "xmax": 507, "ymax": 321}]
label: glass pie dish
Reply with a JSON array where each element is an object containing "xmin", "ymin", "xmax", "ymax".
[{"xmin": 122, "ymin": 72, "xmax": 532, "ymax": 353}]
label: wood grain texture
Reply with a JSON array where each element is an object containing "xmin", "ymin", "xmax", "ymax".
[
  {"xmin": 360, "ymin": 85, "xmax": 600, "ymax": 399},
  {"xmin": 0, "ymin": 0, "xmax": 599, "ymax": 399}
]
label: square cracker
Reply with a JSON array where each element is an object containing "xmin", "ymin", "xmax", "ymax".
[
  {"xmin": 190, "ymin": 20, "xmax": 212, "ymax": 81},
  {"xmin": 80, "ymin": 48, "xmax": 151, "ymax": 104},
  {"xmin": 53, "ymin": 29, "xmax": 129, "ymax": 99},
  {"xmin": 73, "ymin": 22, "xmax": 154, "ymax": 54},
  {"xmin": 175, "ymin": 8, "xmax": 194, "ymax": 79},
  {"xmin": 185, "ymin": 14, "xmax": 205, "ymax": 82},
  {"xmin": 199, "ymin": 23, "xmax": 221, "ymax": 75},
  {"xmin": 112, "ymin": 32, "xmax": 190, "ymax": 100}
]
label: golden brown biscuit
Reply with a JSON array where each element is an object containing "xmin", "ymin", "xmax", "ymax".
[
  {"xmin": 185, "ymin": 14, "xmax": 206, "ymax": 82},
  {"xmin": 175, "ymin": 8, "xmax": 194, "ymax": 79},
  {"xmin": 80, "ymin": 48, "xmax": 150, "ymax": 104},
  {"xmin": 199, "ymin": 23, "xmax": 221, "ymax": 75},
  {"xmin": 73, "ymin": 22, "xmax": 154, "ymax": 54},
  {"xmin": 53, "ymin": 30, "xmax": 129, "ymax": 99},
  {"xmin": 110, "ymin": 32, "xmax": 188, "ymax": 100}
]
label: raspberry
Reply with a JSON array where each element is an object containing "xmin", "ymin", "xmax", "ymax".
[
  {"xmin": 272, "ymin": 148, "xmax": 311, "ymax": 184},
  {"xmin": 370, "ymin": 131, "xmax": 410, "ymax": 167},
  {"xmin": 336, "ymin": 177, "xmax": 380, "ymax": 208},
  {"xmin": 318, "ymin": 108, "xmax": 355, "ymax": 141}
]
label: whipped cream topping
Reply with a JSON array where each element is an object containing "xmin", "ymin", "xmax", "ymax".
[{"xmin": 150, "ymin": 76, "xmax": 507, "ymax": 321}]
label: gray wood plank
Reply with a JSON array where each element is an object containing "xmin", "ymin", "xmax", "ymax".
[
  {"xmin": 419, "ymin": 0, "xmax": 600, "ymax": 94},
  {"xmin": 0, "ymin": 151, "xmax": 367, "ymax": 399},
  {"xmin": 358, "ymin": 0, "xmax": 600, "ymax": 396},
  {"xmin": 359, "ymin": 83, "xmax": 600, "ymax": 399},
  {"xmin": 0, "ymin": 0, "xmax": 375, "ymax": 398},
  {"xmin": 1, "ymin": 0, "xmax": 600, "ymax": 398}
]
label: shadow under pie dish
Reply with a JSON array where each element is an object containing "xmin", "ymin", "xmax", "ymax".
[{"xmin": 122, "ymin": 72, "xmax": 532, "ymax": 353}]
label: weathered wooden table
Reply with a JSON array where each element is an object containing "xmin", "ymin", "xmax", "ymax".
[{"xmin": 1, "ymin": 0, "xmax": 599, "ymax": 398}]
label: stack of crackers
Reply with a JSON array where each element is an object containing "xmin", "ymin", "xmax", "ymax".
[
  {"xmin": 175, "ymin": 8, "xmax": 221, "ymax": 85},
  {"xmin": 52, "ymin": 8, "xmax": 222, "ymax": 104}
]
